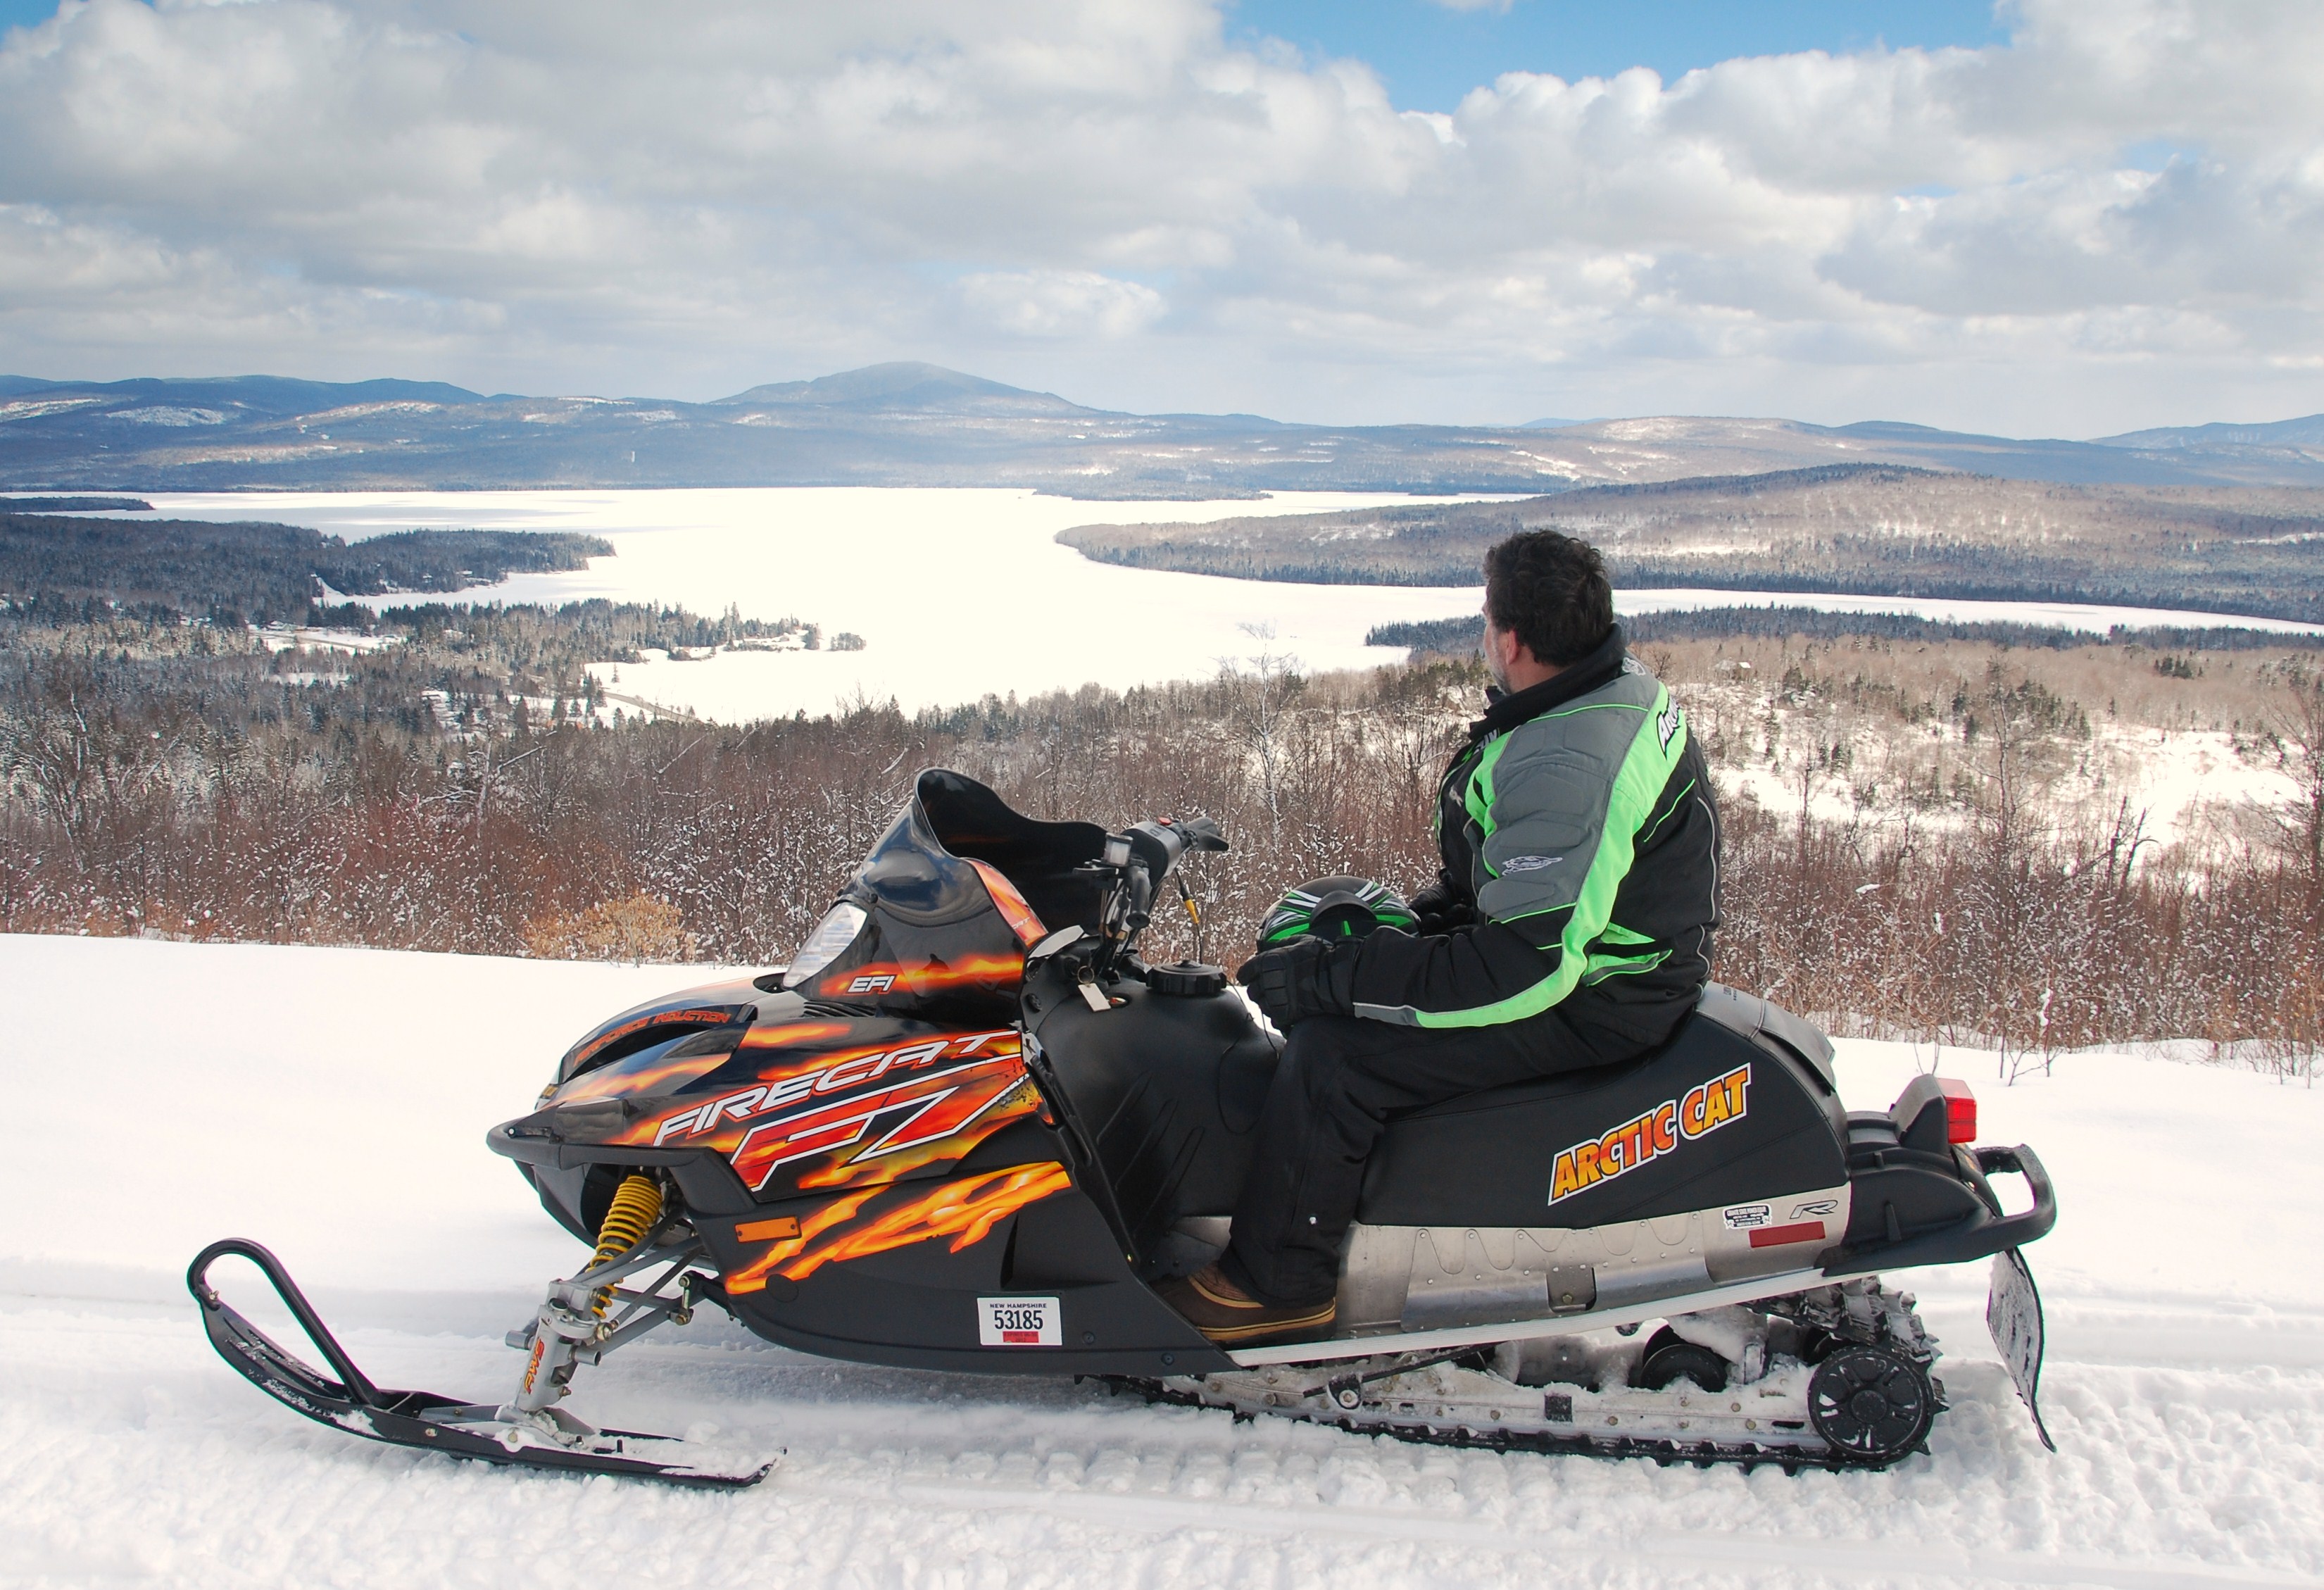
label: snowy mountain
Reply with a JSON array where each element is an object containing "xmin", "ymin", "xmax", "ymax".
[
  {"xmin": 7, "ymin": 364, "xmax": 2324, "ymax": 494},
  {"xmin": 2098, "ymin": 413, "xmax": 2324, "ymax": 451}
]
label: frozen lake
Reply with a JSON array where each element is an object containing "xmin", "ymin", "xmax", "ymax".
[
  {"xmin": 127, "ymin": 487, "xmax": 2324, "ymax": 721},
  {"xmin": 140, "ymin": 487, "xmax": 1502, "ymax": 718}
]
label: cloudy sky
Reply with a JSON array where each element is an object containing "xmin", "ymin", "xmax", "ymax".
[{"xmin": 2, "ymin": 0, "xmax": 2320, "ymax": 435}]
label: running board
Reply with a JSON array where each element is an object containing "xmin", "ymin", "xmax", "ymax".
[
  {"xmin": 1228, "ymin": 1254, "xmax": 2054, "ymax": 1453},
  {"xmin": 1226, "ymin": 1267, "xmax": 1828, "ymax": 1367}
]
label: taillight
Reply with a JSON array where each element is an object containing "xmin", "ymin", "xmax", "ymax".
[{"xmin": 1937, "ymin": 1077, "xmax": 1977, "ymax": 1144}]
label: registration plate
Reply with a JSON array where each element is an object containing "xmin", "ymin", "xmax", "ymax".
[
  {"xmin": 1986, "ymin": 1248, "xmax": 2055, "ymax": 1451},
  {"xmin": 978, "ymin": 1295, "xmax": 1062, "ymax": 1347}
]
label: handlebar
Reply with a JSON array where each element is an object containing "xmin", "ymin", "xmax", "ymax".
[
  {"xmin": 1076, "ymin": 815, "xmax": 1229, "ymax": 972},
  {"xmin": 1101, "ymin": 815, "xmax": 1227, "ymax": 878}
]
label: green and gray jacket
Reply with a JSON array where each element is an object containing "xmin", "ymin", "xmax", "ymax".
[{"xmin": 1341, "ymin": 628, "xmax": 1719, "ymax": 1036}]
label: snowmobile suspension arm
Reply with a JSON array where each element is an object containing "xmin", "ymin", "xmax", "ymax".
[{"xmin": 515, "ymin": 1245, "xmax": 708, "ymax": 1362}]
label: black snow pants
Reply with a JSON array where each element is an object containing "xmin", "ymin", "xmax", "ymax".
[{"xmin": 1221, "ymin": 989, "xmax": 1693, "ymax": 1308}]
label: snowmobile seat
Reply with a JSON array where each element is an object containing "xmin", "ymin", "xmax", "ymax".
[{"xmin": 1355, "ymin": 987, "xmax": 1850, "ymax": 1231}]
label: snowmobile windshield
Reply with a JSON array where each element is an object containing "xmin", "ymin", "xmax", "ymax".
[
  {"xmin": 820, "ymin": 769, "xmax": 1110, "ymax": 932},
  {"xmin": 784, "ymin": 770, "xmax": 1108, "ymax": 1010}
]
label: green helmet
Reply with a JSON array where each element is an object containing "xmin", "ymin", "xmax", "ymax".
[{"xmin": 1257, "ymin": 876, "xmax": 1417, "ymax": 946}]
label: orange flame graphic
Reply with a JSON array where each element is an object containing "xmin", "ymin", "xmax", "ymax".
[
  {"xmin": 723, "ymin": 1161, "xmax": 1074, "ymax": 1293},
  {"xmin": 967, "ymin": 859, "xmax": 1048, "ymax": 946},
  {"xmin": 605, "ymin": 1039, "xmax": 896, "ymax": 1148},
  {"xmin": 736, "ymin": 1021, "xmax": 854, "ymax": 1053},
  {"xmin": 608, "ymin": 1028, "xmax": 1021, "ymax": 1153},
  {"xmin": 565, "ymin": 1018, "xmax": 852, "ymax": 1115},
  {"xmin": 569, "ymin": 1006, "xmax": 739, "ymax": 1069},
  {"xmin": 816, "ymin": 953, "xmax": 1024, "ymax": 999},
  {"xmin": 790, "ymin": 1074, "xmax": 1041, "ymax": 1191}
]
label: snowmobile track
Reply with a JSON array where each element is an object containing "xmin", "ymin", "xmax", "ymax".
[{"xmin": 1124, "ymin": 1375, "xmax": 1897, "ymax": 1474}]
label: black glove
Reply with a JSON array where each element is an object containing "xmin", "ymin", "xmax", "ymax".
[
  {"xmin": 1238, "ymin": 936, "xmax": 1355, "ymax": 1030},
  {"xmin": 1407, "ymin": 877, "xmax": 1474, "ymax": 935}
]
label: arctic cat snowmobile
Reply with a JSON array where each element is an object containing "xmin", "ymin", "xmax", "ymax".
[{"xmin": 191, "ymin": 769, "xmax": 2056, "ymax": 1486}]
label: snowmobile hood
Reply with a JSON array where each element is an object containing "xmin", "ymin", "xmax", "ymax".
[{"xmin": 551, "ymin": 975, "xmax": 763, "ymax": 1086}]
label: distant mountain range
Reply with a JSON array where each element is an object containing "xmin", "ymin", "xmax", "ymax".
[{"xmin": 3, "ymin": 362, "xmax": 2321, "ymax": 495}]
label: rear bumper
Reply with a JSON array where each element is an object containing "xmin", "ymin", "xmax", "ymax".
[{"xmin": 1825, "ymin": 1144, "xmax": 2056, "ymax": 1275}]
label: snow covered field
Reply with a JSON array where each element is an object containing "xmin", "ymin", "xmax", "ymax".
[
  {"xmin": 121, "ymin": 488, "xmax": 2324, "ymax": 721},
  {"xmin": 4, "ymin": 932, "xmax": 2321, "ymax": 1588}
]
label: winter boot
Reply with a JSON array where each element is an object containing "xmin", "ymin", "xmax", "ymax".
[{"xmin": 1155, "ymin": 1263, "xmax": 1336, "ymax": 1346}]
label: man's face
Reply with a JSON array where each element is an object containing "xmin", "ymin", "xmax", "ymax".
[{"xmin": 1482, "ymin": 604, "xmax": 1512, "ymax": 691}]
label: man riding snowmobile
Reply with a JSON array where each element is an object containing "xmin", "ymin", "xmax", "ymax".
[{"xmin": 1161, "ymin": 528, "xmax": 1720, "ymax": 1344}]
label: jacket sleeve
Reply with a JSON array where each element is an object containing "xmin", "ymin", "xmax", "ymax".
[{"xmin": 1343, "ymin": 687, "xmax": 1688, "ymax": 1028}]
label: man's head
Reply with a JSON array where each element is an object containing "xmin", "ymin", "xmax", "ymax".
[{"xmin": 1481, "ymin": 530, "xmax": 1615, "ymax": 691}]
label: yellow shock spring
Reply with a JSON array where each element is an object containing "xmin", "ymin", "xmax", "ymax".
[{"xmin": 589, "ymin": 1174, "xmax": 664, "ymax": 1317}]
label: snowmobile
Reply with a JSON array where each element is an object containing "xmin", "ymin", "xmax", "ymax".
[{"xmin": 189, "ymin": 768, "xmax": 2057, "ymax": 1486}]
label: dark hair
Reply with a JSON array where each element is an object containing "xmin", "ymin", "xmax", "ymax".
[{"xmin": 1483, "ymin": 529, "xmax": 1614, "ymax": 666}]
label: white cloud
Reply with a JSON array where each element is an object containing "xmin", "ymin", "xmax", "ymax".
[
  {"xmin": 960, "ymin": 270, "xmax": 1165, "ymax": 339},
  {"xmin": 0, "ymin": 0, "xmax": 2320, "ymax": 432}
]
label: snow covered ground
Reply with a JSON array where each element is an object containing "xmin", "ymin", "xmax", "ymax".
[
  {"xmin": 1704, "ymin": 711, "xmax": 2301, "ymax": 851},
  {"xmin": 4, "ymin": 932, "xmax": 2322, "ymax": 1588}
]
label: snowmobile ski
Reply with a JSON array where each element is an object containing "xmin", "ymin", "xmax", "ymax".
[{"xmin": 188, "ymin": 1239, "xmax": 774, "ymax": 1487}]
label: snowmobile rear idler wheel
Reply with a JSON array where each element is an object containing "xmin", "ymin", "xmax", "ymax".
[
  {"xmin": 1806, "ymin": 1344, "xmax": 1934, "ymax": 1466},
  {"xmin": 1632, "ymin": 1327, "xmax": 1730, "ymax": 1394}
]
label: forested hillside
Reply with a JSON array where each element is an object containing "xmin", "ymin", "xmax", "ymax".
[
  {"xmin": 6, "ymin": 607, "xmax": 2324, "ymax": 1069},
  {"xmin": 0, "ymin": 511, "xmax": 610, "ymax": 625},
  {"xmin": 1369, "ymin": 606, "xmax": 2324, "ymax": 656},
  {"xmin": 1063, "ymin": 465, "xmax": 2324, "ymax": 622}
]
